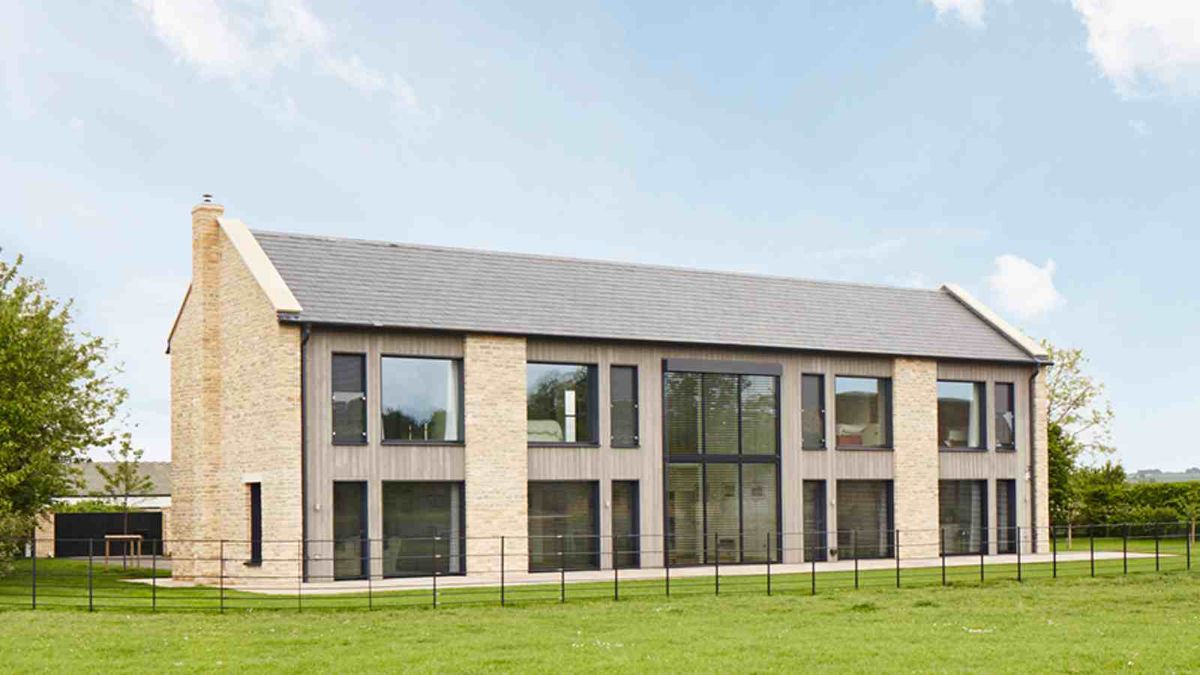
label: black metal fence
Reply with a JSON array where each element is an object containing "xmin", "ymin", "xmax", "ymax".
[{"xmin": 1, "ymin": 522, "xmax": 1192, "ymax": 613}]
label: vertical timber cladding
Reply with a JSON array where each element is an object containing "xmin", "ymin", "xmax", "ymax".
[
  {"xmin": 892, "ymin": 357, "xmax": 940, "ymax": 559},
  {"xmin": 464, "ymin": 334, "xmax": 529, "ymax": 573}
]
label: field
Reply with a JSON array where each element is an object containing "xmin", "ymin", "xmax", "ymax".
[{"xmin": 0, "ymin": 549, "xmax": 1197, "ymax": 672}]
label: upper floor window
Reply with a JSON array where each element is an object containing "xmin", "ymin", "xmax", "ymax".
[
  {"xmin": 994, "ymin": 382, "xmax": 1016, "ymax": 450},
  {"xmin": 381, "ymin": 356, "xmax": 463, "ymax": 443},
  {"xmin": 801, "ymin": 374, "xmax": 826, "ymax": 450},
  {"xmin": 834, "ymin": 377, "xmax": 891, "ymax": 449},
  {"xmin": 331, "ymin": 353, "xmax": 367, "ymax": 444},
  {"xmin": 527, "ymin": 363, "xmax": 598, "ymax": 444},
  {"xmin": 938, "ymin": 380, "xmax": 986, "ymax": 449},
  {"xmin": 610, "ymin": 365, "xmax": 639, "ymax": 448},
  {"xmin": 665, "ymin": 371, "xmax": 779, "ymax": 456}
]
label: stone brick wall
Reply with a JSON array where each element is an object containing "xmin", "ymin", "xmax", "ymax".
[
  {"xmin": 171, "ymin": 204, "xmax": 302, "ymax": 583},
  {"xmin": 463, "ymin": 334, "xmax": 528, "ymax": 573},
  {"xmin": 892, "ymin": 357, "xmax": 939, "ymax": 559},
  {"xmin": 34, "ymin": 513, "xmax": 54, "ymax": 558},
  {"xmin": 1032, "ymin": 366, "xmax": 1050, "ymax": 551}
]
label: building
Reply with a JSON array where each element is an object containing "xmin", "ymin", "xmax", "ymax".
[
  {"xmin": 168, "ymin": 200, "xmax": 1050, "ymax": 582},
  {"xmin": 60, "ymin": 461, "xmax": 172, "ymax": 510}
]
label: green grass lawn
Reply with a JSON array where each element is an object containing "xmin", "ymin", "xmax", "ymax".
[{"xmin": 0, "ymin": 557, "xmax": 1197, "ymax": 672}]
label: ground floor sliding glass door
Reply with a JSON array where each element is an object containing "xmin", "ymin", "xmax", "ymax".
[
  {"xmin": 381, "ymin": 482, "xmax": 465, "ymax": 577},
  {"xmin": 664, "ymin": 363, "xmax": 780, "ymax": 566},
  {"xmin": 939, "ymin": 480, "xmax": 988, "ymax": 555}
]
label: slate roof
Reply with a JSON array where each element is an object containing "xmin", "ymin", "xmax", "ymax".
[{"xmin": 252, "ymin": 230, "xmax": 1036, "ymax": 363}]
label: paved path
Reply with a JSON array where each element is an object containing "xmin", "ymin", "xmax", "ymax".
[{"xmin": 131, "ymin": 550, "xmax": 1160, "ymax": 595}]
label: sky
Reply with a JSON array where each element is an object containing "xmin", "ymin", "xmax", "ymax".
[{"xmin": 1, "ymin": 0, "xmax": 1198, "ymax": 470}]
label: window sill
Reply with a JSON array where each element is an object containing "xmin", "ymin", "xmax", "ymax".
[
  {"xmin": 802, "ymin": 446, "xmax": 828, "ymax": 452},
  {"xmin": 332, "ymin": 440, "xmax": 368, "ymax": 447},
  {"xmin": 381, "ymin": 440, "xmax": 465, "ymax": 447},
  {"xmin": 244, "ymin": 560, "xmax": 262, "ymax": 568},
  {"xmin": 996, "ymin": 447, "xmax": 1018, "ymax": 453},
  {"xmin": 612, "ymin": 444, "xmax": 641, "ymax": 450},
  {"xmin": 836, "ymin": 445, "xmax": 893, "ymax": 452},
  {"xmin": 939, "ymin": 447, "xmax": 989, "ymax": 453},
  {"xmin": 528, "ymin": 442, "xmax": 601, "ymax": 449}
]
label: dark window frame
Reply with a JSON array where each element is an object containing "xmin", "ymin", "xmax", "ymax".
[
  {"xmin": 835, "ymin": 479, "xmax": 896, "ymax": 559},
  {"xmin": 332, "ymin": 480, "xmax": 369, "ymax": 581},
  {"xmin": 833, "ymin": 376, "xmax": 894, "ymax": 451},
  {"xmin": 526, "ymin": 361, "xmax": 601, "ymax": 447},
  {"xmin": 380, "ymin": 480, "xmax": 467, "ymax": 578},
  {"xmin": 937, "ymin": 379, "xmax": 988, "ymax": 452},
  {"xmin": 938, "ymin": 479, "xmax": 989, "ymax": 556},
  {"xmin": 661, "ymin": 361, "xmax": 783, "ymax": 566},
  {"xmin": 527, "ymin": 480, "xmax": 601, "ymax": 572},
  {"xmin": 331, "ymin": 352, "xmax": 368, "ymax": 446},
  {"xmin": 994, "ymin": 382, "xmax": 1017, "ymax": 452},
  {"xmin": 379, "ymin": 353, "xmax": 465, "ymax": 445},
  {"xmin": 612, "ymin": 480, "xmax": 641, "ymax": 569},
  {"xmin": 247, "ymin": 482, "xmax": 262, "ymax": 566},
  {"xmin": 609, "ymin": 364, "xmax": 640, "ymax": 448},
  {"xmin": 801, "ymin": 373, "xmax": 827, "ymax": 450}
]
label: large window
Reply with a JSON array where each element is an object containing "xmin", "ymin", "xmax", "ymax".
[
  {"xmin": 332, "ymin": 481, "xmax": 368, "ymax": 580},
  {"xmin": 528, "ymin": 482, "xmax": 599, "ymax": 571},
  {"xmin": 803, "ymin": 480, "xmax": 827, "ymax": 562},
  {"xmin": 382, "ymin": 482, "xmax": 464, "ymax": 577},
  {"xmin": 939, "ymin": 480, "xmax": 987, "ymax": 555},
  {"xmin": 801, "ymin": 374, "xmax": 826, "ymax": 450},
  {"xmin": 610, "ymin": 366, "xmax": 639, "ymax": 448},
  {"xmin": 612, "ymin": 481, "xmax": 640, "ymax": 569},
  {"xmin": 995, "ymin": 383, "xmax": 1016, "ymax": 450},
  {"xmin": 665, "ymin": 372, "xmax": 779, "ymax": 456},
  {"xmin": 837, "ymin": 480, "xmax": 894, "ymax": 559},
  {"xmin": 938, "ymin": 381, "xmax": 986, "ymax": 449},
  {"xmin": 332, "ymin": 353, "xmax": 367, "ymax": 444},
  {"xmin": 381, "ymin": 357, "xmax": 462, "ymax": 443},
  {"xmin": 527, "ymin": 363, "xmax": 597, "ymax": 444},
  {"xmin": 997, "ymin": 479, "xmax": 1017, "ymax": 554},
  {"xmin": 835, "ymin": 377, "xmax": 891, "ymax": 449},
  {"xmin": 664, "ymin": 365, "xmax": 780, "ymax": 566}
]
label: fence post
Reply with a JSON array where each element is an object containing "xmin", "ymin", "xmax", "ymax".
[
  {"xmin": 367, "ymin": 542, "xmax": 373, "ymax": 612},
  {"xmin": 1155, "ymin": 531, "xmax": 1160, "ymax": 573},
  {"xmin": 432, "ymin": 536, "xmax": 439, "ymax": 609},
  {"xmin": 1016, "ymin": 526, "xmax": 1022, "ymax": 582},
  {"xmin": 1052, "ymin": 526, "xmax": 1057, "ymax": 579},
  {"xmin": 940, "ymin": 527, "xmax": 946, "ymax": 587},
  {"xmin": 219, "ymin": 539, "xmax": 225, "ymax": 614},
  {"xmin": 766, "ymin": 531, "xmax": 772, "ymax": 597},
  {"xmin": 811, "ymin": 551, "xmax": 816, "ymax": 596},
  {"xmin": 1090, "ymin": 530, "xmax": 1095, "ymax": 578},
  {"xmin": 1187, "ymin": 526, "xmax": 1192, "ymax": 572},
  {"xmin": 88, "ymin": 538, "xmax": 94, "ymax": 612},
  {"xmin": 614, "ymin": 555, "xmax": 619, "ymax": 602},
  {"xmin": 500, "ymin": 536, "xmax": 506, "ymax": 607},
  {"xmin": 979, "ymin": 540, "xmax": 985, "ymax": 585},
  {"xmin": 30, "ymin": 536, "xmax": 36, "ymax": 610},
  {"xmin": 558, "ymin": 535, "xmax": 565, "ymax": 604},
  {"xmin": 894, "ymin": 529, "xmax": 900, "ymax": 589},
  {"xmin": 714, "ymin": 531, "xmax": 720, "ymax": 596},
  {"xmin": 853, "ymin": 530, "xmax": 860, "ymax": 590},
  {"xmin": 1123, "ymin": 527, "xmax": 1128, "ymax": 575},
  {"xmin": 297, "ymin": 539, "xmax": 303, "ymax": 614},
  {"xmin": 664, "ymin": 531, "xmax": 671, "ymax": 597}
]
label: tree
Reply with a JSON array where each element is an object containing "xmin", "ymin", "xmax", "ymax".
[
  {"xmin": 94, "ymin": 434, "xmax": 154, "ymax": 534},
  {"xmin": 1048, "ymin": 421, "xmax": 1082, "ymax": 530},
  {"xmin": 1044, "ymin": 341, "xmax": 1115, "ymax": 460},
  {"xmin": 0, "ymin": 253, "xmax": 125, "ymax": 567}
]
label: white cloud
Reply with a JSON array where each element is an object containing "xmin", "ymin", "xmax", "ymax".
[
  {"xmin": 924, "ymin": 0, "xmax": 986, "ymax": 28},
  {"xmin": 134, "ymin": 0, "xmax": 418, "ymax": 111},
  {"xmin": 1071, "ymin": 0, "xmax": 1200, "ymax": 97},
  {"xmin": 987, "ymin": 255, "xmax": 1064, "ymax": 320},
  {"xmin": 1129, "ymin": 119, "xmax": 1150, "ymax": 136}
]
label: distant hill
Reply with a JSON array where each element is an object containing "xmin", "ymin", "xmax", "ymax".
[{"xmin": 1128, "ymin": 468, "xmax": 1200, "ymax": 484}]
